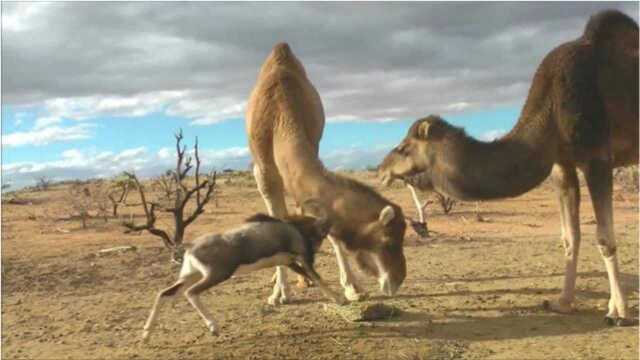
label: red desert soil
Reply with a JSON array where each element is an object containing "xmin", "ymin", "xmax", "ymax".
[{"xmin": 2, "ymin": 171, "xmax": 638, "ymax": 359}]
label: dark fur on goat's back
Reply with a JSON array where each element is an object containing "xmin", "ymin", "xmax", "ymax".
[
  {"xmin": 189, "ymin": 213, "xmax": 329, "ymax": 276},
  {"xmin": 245, "ymin": 213, "xmax": 282, "ymax": 223},
  {"xmin": 285, "ymin": 215, "xmax": 330, "ymax": 266}
]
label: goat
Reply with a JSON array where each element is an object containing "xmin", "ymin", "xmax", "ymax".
[{"xmin": 141, "ymin": 207, "xmax": 345, "ymax": 341}]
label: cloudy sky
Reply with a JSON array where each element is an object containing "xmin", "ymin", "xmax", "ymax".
[{"xmin": 2, "ymin": 2, "xmax": 637, "ymax": 189}]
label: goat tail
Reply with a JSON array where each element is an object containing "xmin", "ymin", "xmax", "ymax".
[{"xmin": 178, "ymin": 249, "xmax": 197, "ymax": 279}]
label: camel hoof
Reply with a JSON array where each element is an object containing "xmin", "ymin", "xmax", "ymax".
[
  {"xmin": 542, "ymin": 299, "xmax": 574, "ymax": 314},
  {"xmin": 334, "ymin": 295, "xmax": 349, "ymax": 306},
  {"xmin": 604, "ymin": 316, "xmax": 616, "ymax": 326},
  {"xmin": 604, "ymin": 317, "xmax": 636, "ymax": 327},
  {"xmin": 345, "ymin": 288, "xmax": 368, "ymax": 302},
  {"xmin": 267, "ymin": 295, "xmax": 279, "ymax": 306},
  {"xmin": 278, "ymin": 294, "xmax": 291, "ymax": 305}
]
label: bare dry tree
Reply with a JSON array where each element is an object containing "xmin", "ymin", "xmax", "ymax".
[
  {"xmin": 36, "ymin": 176, "xmax": 52, "ymax": 191},
  {"xmin": 107, "ymin": 174, "xmax": 137, "ymax": 217},
  {"xmin": 123, "ymin": 130, "xmax": 217, "ymax": 262},
  {"xmin": 434, "ymin": 191, "xmax": 456, "ymax": 215},
  {"xmin": 65, "ymin": 184, "xmax": 93, "ymax": 229},
  {"xmin": 154, "ymin": 170, "xmax": 177, "ymax": 200}
]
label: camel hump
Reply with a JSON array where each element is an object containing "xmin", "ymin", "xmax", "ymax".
[
  {"xmin": 583, "ymin": 9, "xmax": 638, "ymax": 45},
  {"xmin": 269, "ymin": 42, "xmax": 296, "ymax": 63}
]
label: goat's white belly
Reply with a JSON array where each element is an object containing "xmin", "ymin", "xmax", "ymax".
[{"xmin": 234, "ymin": 253, "xmax": 294, "ymax": 275}]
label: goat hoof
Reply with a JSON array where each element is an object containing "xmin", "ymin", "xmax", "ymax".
[
  {"xmin": 604, "ymin": 316, "xmax": 616, "ymax": 326},
  {"xmin": 278, "ymin": 295, "xmax": 291, "ymax": 305},
  {"xmin": 296, "ymin": 278, "xmax": 314, "ymax": 289},
  {"xmin": 209, "ymin": 327, "xmax": 220, "ymax": 336},
  {"xmin": 141, "ymin": 330, "xmax": 150, "ymax": 342}
]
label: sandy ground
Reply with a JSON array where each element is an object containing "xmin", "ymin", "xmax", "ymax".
[{"xmin": 2, "ymin": 171, "xmax": 638, "ymax": 359}]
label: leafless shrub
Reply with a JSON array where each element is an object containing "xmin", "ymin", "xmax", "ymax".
[
  {"xmin": 36, "ymin": 176, "xmax": 52, "ymax": 191},
  {"xmin": 92, "ymin": 182, "xmax": 113, "ymax": 222},
  {"xmin": 62, "ymin": 181, "xmax": 113, "ymax": 228},
  {"xmin": 107, "ymin": 174, "xmax": 137, "ymax": 217},
  {"xmin": 65, "ymin": 184, "xmax": 93, "ymax": 229},
  {"xmin": 434, "ymin": 192, "xmax": 456, "ymax": 215},
  {"xmin": 222, "ymin": 170, "xmax": 256, "ymax": 188},
  {"xmin": 153, "ymin": 170, "xmax": 177, "ymax": 199},
  {"xmin": 123, "ymin": 130, "xmax": 217, "ymax": 263}
]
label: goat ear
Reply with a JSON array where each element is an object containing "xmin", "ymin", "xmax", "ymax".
[{"xmin": 378, "ymin": 206, "xmax": 396, "ymax": 226}]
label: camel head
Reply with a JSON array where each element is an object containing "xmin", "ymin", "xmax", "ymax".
[
  {"xmin": 378, "ymin": 115, "xmax": 445, "ymax": 190},
  {"xmin": 352, "ymin": 205, "xmax": 407, "ymax": 296}
]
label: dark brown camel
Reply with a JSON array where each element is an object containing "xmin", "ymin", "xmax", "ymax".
[{"xmin": 378, "ymin": 10, "xmax": 638, "ymax": 326}]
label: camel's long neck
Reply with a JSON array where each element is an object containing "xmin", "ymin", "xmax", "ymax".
[
  {"xmin": 433, "ymin": 108, "xmax": 557, "ymax": 200},
  {"xmin": 273, "ymin": 135, "xmax": 335, "ymax": 200}
]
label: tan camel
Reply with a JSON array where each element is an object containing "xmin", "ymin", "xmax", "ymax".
[
  {"xmin": 246, "ymin": 43, "xmax": 407, "ymax": 305},
  {"xmin": 378, "ymin": 10, "xmax": 638, "ymax": 326}
]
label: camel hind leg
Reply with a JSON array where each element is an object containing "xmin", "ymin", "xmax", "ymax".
[
  {"xmin": 583, "ymin": 157, "xmax": 631, "ymax": 326},
  {"xmin": 252, "ymin": 163, "xmax": 292, "ymax": 305}
]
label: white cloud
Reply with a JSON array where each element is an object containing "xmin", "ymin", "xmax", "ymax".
[
  {"xmin": 2, "ymin": 141, "xmax": 397, "ymax": 189},
  {"xmin": 157, "ymin": 147, "xmax": 173, "ymax": 159},
  {"xmin": 2, "ymin": 123, "xmax": 95, "ymax": 147},
  {"xmin": 33, "ymin": 116, "xmax": 62, "ymax": 130},
  {"xmin": 113, "ymin": 147, "xmax": 147, "ymax": 162},
  {"xmin": 6, "ymin": 3, "xmax": 635, "ymax": 123},
  {"xmin": 44, "ymin": 91, "xmax": 187, "ymax": 120},
  {"xmin": 478, "ymin": 129, "xmax": 506, "ymax": 141},
  {"xmin": 444, "ymin": 102, "xmax": 473, "ymax": 112},
  {"xmin": 1, "ymin": 145, "xmax": 254, "ymax": 189},
  {"xmin": 170, "ymin": 97, "xmax": 246, "ymax": 126},
  {"xmin": 321, "ymin": 145, "xmax": 393, "ymax": 171},
  {"xmin": 1, "ymin": 3, "xmax": 51, "ymax": 32}
]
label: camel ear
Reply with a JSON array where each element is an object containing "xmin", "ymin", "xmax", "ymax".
[
  {"xmin": 378, "ymin": 206, "xmax": 396, "ymax": 226},
  {"xmin": 418, "ymin": 121, "xmax": 432, "ymax": 139}
]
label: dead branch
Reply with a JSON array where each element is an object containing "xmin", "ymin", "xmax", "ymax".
[
  {"xmin": 121, "ymin": 172, "xmax": 174, "ymax": 250},
  {"xmin": 107, "ymin": 175, "xmax": 135, "ymax": 217},
  {"xmin": 434, "ymin": 192, "xmax": 456, "ymax": 215},
  {"xmin": 154, "ymin": 170, "xmax": 177, "ymax": 199},
  {"xmin": 121, "ymin": 130, "xmax": 217, "ymax": 262}
]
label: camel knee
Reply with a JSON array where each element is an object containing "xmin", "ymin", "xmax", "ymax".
[
  {"xmin": 597, "ymin": 239, "xmax": 617, "ymax": 258},
  {"xmin": 564, "ymin": 243, "xmax": 576, "ymax": 259}
]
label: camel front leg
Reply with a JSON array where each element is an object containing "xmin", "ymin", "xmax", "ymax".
[
  {"xmin": 253, "ymin": 164, "xmax": 291, "ymax": 305},
  {"xmin": 329, "ymin": 236, "xmax": 367, "ymax": 301},
  {"xmin": 544, "ymin": 164, "xmax": 581, "ymax": 314},
  {"xmin": 583, "ymin": 158, "xmax": 630, "ymax": 326}
]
